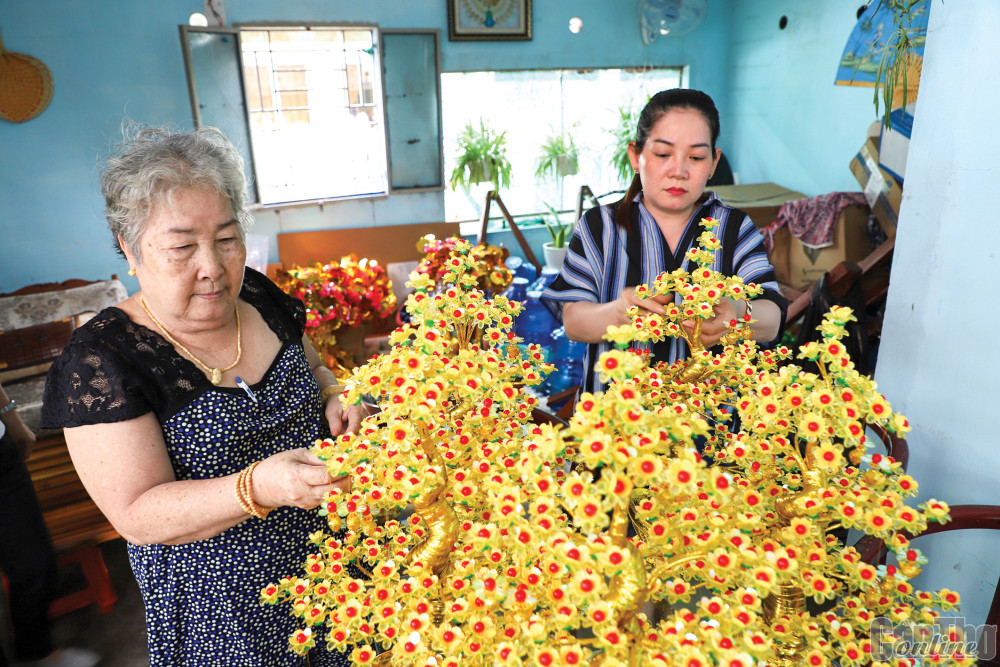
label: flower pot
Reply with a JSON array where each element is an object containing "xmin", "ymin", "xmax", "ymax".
[
  {"xmin": 556, "ymin": 154, "xmax": 578, "ymax": 177},
  {"xmin": 473, "ymin": 158, "xmax": 494, "ymax": 185},
  {"xmin": 543, "ymin": 243, "xmax": 567, "ymax": 271}
]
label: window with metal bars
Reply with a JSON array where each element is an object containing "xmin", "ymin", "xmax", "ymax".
[{"xmin": 180, "ymin": 24, "xmax": 444, "ymax": 206}]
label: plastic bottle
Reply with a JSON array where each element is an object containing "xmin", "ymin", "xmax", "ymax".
[
  {"xmin": 543, "ymin": 326, "xmax": 586, "ymax": 395},
  {"xmin": 505, "ymin": 255, "xmax": 538, "ymax": 284},
  {"xmin": 501, "ymin": 277, "xmax": 529, "ymax": 304},
  {"xmin": 515, "ymin": 290, "xmax": 559, "ymax": 348},
  {"xmin": 529, "ymin": 266, "xmax": 561, "ymax": 294}
]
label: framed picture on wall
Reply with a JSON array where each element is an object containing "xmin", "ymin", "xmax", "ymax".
[{"xmin": 447, "ymin": 0, "xmax": 532, "ymax": 41}]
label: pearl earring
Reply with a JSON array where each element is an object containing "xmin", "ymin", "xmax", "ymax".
[{"xmin": 128, "ymin": 268, "xmax": 136, "ymax": 277}]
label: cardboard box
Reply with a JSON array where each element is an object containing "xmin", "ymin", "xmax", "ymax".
[
  {"xmin": 712, "ymin": 182, "xmax": 806, "ymax": 229},
  {"xmin": 768, "ymin": 225, "xmax": 792, "ymax": 286},
  {"xmin": 785, "ymin": 204, "xmax": 871, "ymax": 289},
  {"xmin": 849, "ymin": 138, "xmax": 902, "ymax": 238}
]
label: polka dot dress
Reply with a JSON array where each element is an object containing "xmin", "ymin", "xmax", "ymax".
[{"xmin": 130, "ymin": 344, "xmax": 348, "ymax": 666}]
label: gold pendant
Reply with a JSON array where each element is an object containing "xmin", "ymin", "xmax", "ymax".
[{"xmin": 210, "ymin": 368, "xmax": 223, "ymax": 385}]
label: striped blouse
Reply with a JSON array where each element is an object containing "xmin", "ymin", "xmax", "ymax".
[{"xmin": 540, "ymin": 191, "xmax": 787, "ymax": 394}]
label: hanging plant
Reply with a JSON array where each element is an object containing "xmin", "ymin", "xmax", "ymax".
[
  {"xmin": 534, "ymin": 128, "xmax": 579, "ymax": 180},
  {"xmin": 608, "ymin": 105, "xmax": 640, "ymax": 187}
]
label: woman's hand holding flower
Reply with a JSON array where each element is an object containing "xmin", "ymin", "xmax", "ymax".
[
  {"xmin": 615, "ymin": 286, "xmax": 672, "ymax": 319},
  {"xmin": 254, "ymin": 448, "xmax": 351, "ymax": 510},
  {"xmin": 682, "ymin": 297, "xmax": 739, "ymax": 347},
  {"xmin": 325, "ymin": 398, "xmax": 365, "ymax": 437}
]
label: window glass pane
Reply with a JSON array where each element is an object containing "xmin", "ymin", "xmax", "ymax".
[
  {"xmin": 344, "ymin": 30, "xmax": 373, "ymax": 48},
  {"xmin": 278, "ymin": 90, "xmax": 310, "ymax": 109},
  {"xmin": 441, "ymin": 67, "xmax": 684, "ymax": 222},
  {"xmin": 181, "ymin": 27, "xmax": 258, "ymax": 202},
  {"xmin": 275, "ymin": 69, "xmax": 307, "ymax": 90},
  {"xmin": 382, "ymin": 31, "xmax": 443, "ymax": 191},
  {"xmin": 240, "ymin": 27, "xmax": 387, "ymax": 204}
]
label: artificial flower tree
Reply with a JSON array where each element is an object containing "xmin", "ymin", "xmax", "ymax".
[{"xmin": 265, "ymin": 226, "xmax": 964, "ymax": 667}]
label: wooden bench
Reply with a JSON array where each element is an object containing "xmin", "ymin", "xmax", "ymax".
[{"xmin": 0, "ymin": 277, "xmax": 125, "ymax": 617}]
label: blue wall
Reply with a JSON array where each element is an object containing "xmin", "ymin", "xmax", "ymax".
[
  {"xmin": 727, "ymin": 1, "xmax": 878, "ymax": 195},
  {"xmin": 0, "ymin": 0, "xmax": 734, "ymax": 293}
]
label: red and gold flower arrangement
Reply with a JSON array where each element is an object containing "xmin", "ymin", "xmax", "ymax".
[
  {"xmin": 265, "ymin": 228, "xmax": 964, "ymax": 667},
  {"xmin": 276, "ymin": 255, "xmax": 397, "ymax": 372},
  {"xmin": 414, "ymin": 235, "xmax": 513, "ymax": 294}
]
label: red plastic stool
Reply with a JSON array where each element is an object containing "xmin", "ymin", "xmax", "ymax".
[{"xmin": 1, "ymin": 544, "xmax": 118, "ymax": 618}]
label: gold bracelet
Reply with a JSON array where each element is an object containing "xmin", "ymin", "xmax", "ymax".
[
  {"xmin": 245, "ymin": 462, "xmax": 273, "ymax": 519},
  {"xmin": 319, "ymin": 384, "xmax": 345, "ymax": 407},
  {"xmin": 235, "ymin": 462, "xmax": 273, "ymax": 519},
  {"xmin": 234, "ymin": 468, "xmax": 255, "ymax": 516}
]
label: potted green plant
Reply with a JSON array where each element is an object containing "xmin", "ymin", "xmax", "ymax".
[
  {"xmin": 534, "ymin": 128, "xmax": 579, "ymax": 180},
  {"xmin": 541, "ymin": 202, "xmax": 570, "ymax": 270},
  {"xmin": 608, "ymin": 105, "xmax": 640, "ymax": 187},
  {"xmin": 448, "ymin": 119, "xmax": 513, "ymax": 192}
]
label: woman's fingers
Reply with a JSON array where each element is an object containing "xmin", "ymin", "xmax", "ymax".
[
  {"xmin": 254, "ymin": 449, "xmax": 347, "ymax": 509},
  {"xmin": 325, "ymin": 399, "xmax": 346, "ymax": 437},
  {"xmin": 343, "ymin": 405, "xmax": 365, "ymax": 435},
  {"xmin": 619, "ymin": 287, "xmax": 667, "ymax": 315}
]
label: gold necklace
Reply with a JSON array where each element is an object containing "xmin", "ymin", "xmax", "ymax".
[{"xmin": 140, "ymin": 296, "xmax": 242, "ymax": 386}]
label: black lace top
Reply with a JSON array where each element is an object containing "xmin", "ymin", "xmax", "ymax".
[{"xmin": 40, "ymin": 267, "xmax": 305, "ymax": 429}]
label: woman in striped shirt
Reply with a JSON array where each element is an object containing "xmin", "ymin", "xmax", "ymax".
[{"xmin": 541, "ymin": 89, "xmax": 787, "ymax": 393}]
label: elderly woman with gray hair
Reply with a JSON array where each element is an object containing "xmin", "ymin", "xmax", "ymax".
[{"xmin": 41, "ymin": 126, "xmax": 363, "ymax": 666}]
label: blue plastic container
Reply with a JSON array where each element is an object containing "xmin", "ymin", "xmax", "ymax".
[
  {"xmin": 543, "ymin": 326, "xmax": 585, "ymax": 395},
  {"xmin": 530, "ymin": 267, "xmax": 561, "ymax": 294},
  {"xmin": 515, "ymin": 291, "xmax": 559, "ymax": 348},
  {"xmin": 502, "ymin": 277, "xmax": 530, "ymax": 304},
  {"xmin": 505, "ymin": 256, "xmax": 538, "ymax": 284}
]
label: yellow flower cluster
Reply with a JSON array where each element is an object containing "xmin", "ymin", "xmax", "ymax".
[
  {"xmin": 606, "ymin": 218, "xmax": 762, "ymax": 350},
  {"xmin": 263, "ymin": 236, "xmax": 962, "ymax": 667}
]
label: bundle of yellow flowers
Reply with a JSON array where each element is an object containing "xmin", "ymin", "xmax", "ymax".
[{"xmin": 264, "ymin": 226, "xmax": 965, "ymax": 667}]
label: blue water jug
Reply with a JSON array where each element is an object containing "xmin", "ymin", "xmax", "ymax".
[
  {"xmin": 501, "ymin": 277, "xmax": 529, "ymax": 304},
  {"xmin": 543, "ymin": 326, "xmax": 585, "ymax": 395},
  {"xmin": 515, "ymin": 291, "xmax": 558, "ymax": 348},
  {"xmin": 530, "ymin": 267, "xmax": 561, "ymax": 294},
  {"xmin": 505, "ymin": 256, "xmax": 538, "ymax": 284}
]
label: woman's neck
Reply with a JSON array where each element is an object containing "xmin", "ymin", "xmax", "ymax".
[{"xmin": 642, "ymin": 199, "xmax": 697, "ymax": 254}]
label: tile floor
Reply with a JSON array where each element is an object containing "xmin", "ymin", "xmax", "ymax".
[{"xmin": 1, "ymin": 540, "xmax": 149, "ymax": 666}]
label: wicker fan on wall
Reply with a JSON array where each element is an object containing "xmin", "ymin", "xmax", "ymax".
[{"xmin": 0, "ymin": 34, "xmax": 54, "ymax": 123}]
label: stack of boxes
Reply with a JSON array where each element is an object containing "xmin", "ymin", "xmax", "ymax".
[
  {"xmin": 713, "ymin": 183, "xmax": 870, "ymax": 291},
  {"xmin": 714, "ymin": 115, "xmax": 908, "ymax": 293},
  {"xmin": 849, "ymin": 116, "xmax": 908, "ymax": 241}
]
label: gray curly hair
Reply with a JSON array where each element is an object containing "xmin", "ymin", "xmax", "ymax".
[{"xmin": 101, "ymin": 124, "xmax": 254, "ymax": 261}]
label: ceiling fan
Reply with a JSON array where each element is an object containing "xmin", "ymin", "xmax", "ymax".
[{"xmin": 639, "ymin": 0, "xmax": 708, "ymax": 45}]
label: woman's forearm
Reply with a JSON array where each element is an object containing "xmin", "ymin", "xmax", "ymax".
[
  {"xmin": 744, "ymin": 299, "xmax": 782, "ymax": 344},
  {"xmin": 66, "ymin": 416, "xmax": 260, "ymax": 546},
  {"xmin": 562, "ymin": 300, "xmax": 631, "ymax": 344},
  {"xmin": 111, "ymin": 476, "xmax": 250, "ymax": 545}
]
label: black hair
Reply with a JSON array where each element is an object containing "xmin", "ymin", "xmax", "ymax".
[{"xmin": 612, "ymin": 88, "xmax": 721, "ymax": 230}]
